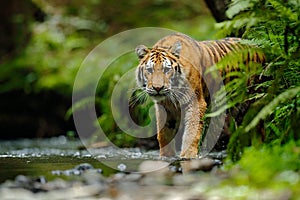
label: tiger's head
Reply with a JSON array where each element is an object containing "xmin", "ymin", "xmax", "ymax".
[{"xmin": 135, "ymin": 41, "xmax": 185, "ymax": 102}]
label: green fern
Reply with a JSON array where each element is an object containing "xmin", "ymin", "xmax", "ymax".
[
  {"xmin": 245, "ymin": 86, "xmax": 300, "ymax": 132},
  {"xmin": 215, "ymin": 0, "xmax": 300, "ymax": 160},
  {"xmin": 226, "ymin": 0, "xmax": 253, "ymax": 19}
]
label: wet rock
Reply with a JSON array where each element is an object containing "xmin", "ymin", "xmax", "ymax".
[
  {"xmin": 123, "ymin": 173, "xmax": 143, "ymax": 182},
  {"xmin": 75, "ymin": 163, "xmax": 94, "ymax": 171},
  {"xmin": 181, "ymin": 157, "xmax": 221, "ymax": 173},
  {"xmin": 138, "ymin": 161, "xmax": 176, "ymax": 186},
  {"xmin": 36, "ymin": 176, "xmax": 47, "ymax": 184},
  {"xmin": 14, "ymin": 175, "xmax": 47, "ymax": 193},
  {"xmin": 207, "ymin": 150, "xmax": 227, "ymax": 160},
  {"xmin": 15, "ymin": 175, "xmax": 30, "ymax": 185},
  {"xmin": 83, "ymin": 171, "xmax": 107, "ymax": 186},
  {"xmin": 43, "ymin": 184, "xmax": 103, "ymax": 200},
  {"xmin": 40, "ymin": 178, "xmax": 69, "ymax": 191},
  {"xmin": 169, "ymin": 161, "xmax": 183, "ymax": 173},
  {"xmin": 117, "ymin": 163, "xmax": 127, "ymax": 172},
  {"xmin": 172, "ymin": 174, "xmax": 201, "ymax": 186},
  {"xmin": 0, "ymin": 187, "xmax": 35, "ymax": 200},
  {"xmin": 112, "ymin": 172, "xmax": 126, "ymax": 181},
  {"xmin": 110, "ymin": 173, "xmax": 144, "ymax": 199},
  {"xmin": 138, "ymin": 160, "xmax": 170, "ymax": 174},
  {"xmin": 51, "ymin": 170, "xmax": 62, "ymax": 176},
  {"xmin": 51, "ymin": 163, "xmax": 102, "ymax": 176}
]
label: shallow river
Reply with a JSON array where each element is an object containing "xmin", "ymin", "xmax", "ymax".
[
  {"xmin": 0, "ymin": 136, "xmax": 154, "ymax": 182},
  {"xmin": 0, "ymin": 136, "xmax": 225, "ymax": 182},
  {"xmin": 0, "ymin": 136, "xmax": 294, "ymax": 200}
]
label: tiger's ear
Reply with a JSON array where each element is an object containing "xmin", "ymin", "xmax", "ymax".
[
  {"xmin": 135, "ymin": 45, "xmax": 149, "ymax": 60},
  {"xmin": 170, "ymin": 41, "xmax": 182, "ymax": 58}
]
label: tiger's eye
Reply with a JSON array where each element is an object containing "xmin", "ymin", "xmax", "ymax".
[
  {"xmin": 146, "ymin": 67, "xmax": 153, "ymax": 73},
  {"xmin": 163, "ymin": 67, "xmax": 171, "ymax": 73}
]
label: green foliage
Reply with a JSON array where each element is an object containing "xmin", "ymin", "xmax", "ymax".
[
  {"xmin": 238, "ymin": 142, "xmax": 300, "ymax": 184},
  {"xmin": 1, "ymin": 0, "xmax": 215, "ymax": 144},
  {"xmin": 1, "ymin": 0, "xmax": 214, "ymax": 96},
  {"xmin": 96, "ymin": 53, "xmax": 141, "ymax": 147},
  {"xmin": 226, "ymin": 141, "xmax": 300, "ymax": 188},
  {"xmin": 0, "ymin": 14, "xmax": 93, "ymax": 95},
  {"xmin": 245, "ymin": 86, "xmax": 300, "ymax": 133},
  {"xmin": 213, "ymin": 141, "xmax": 300, "ymax": 198},
  {"xmin": 215, "ymin": 0, "xmax": 300, "ymax": 161}
]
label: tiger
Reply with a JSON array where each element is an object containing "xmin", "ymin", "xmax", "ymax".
[{"xmin": 134, "ymin": 33, "xmax": 264, "ymax": 158}]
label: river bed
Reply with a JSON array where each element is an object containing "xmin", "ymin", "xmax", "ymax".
[{"xmin": 0, "ymin": 136, "xmax": 296, "ymax": 200}]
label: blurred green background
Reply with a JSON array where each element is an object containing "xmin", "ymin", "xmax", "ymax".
[{"xmin": 0, "ymin": 0, "xmax": 215, "ymax": 139}]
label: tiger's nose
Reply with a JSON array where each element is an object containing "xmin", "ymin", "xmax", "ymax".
[{"xmin": 153, "ymin": 86, "xmax": 164, "ymax": 93}]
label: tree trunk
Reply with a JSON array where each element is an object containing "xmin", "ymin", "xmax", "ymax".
[
  {"xmin": 204, "ymin": 0, "xmax": 231, "ymax": 22},
  {"xmin": 0, "ymin": 0, "xmax": 45, "ymax": 61}
]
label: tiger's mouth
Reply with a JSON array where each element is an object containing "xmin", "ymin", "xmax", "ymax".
[
  {"xmin": 150, "ymin": 94, "xmax": 167, "ymax": 102},
  {"xmin": 146, "ymin": 87, "xmax": 169, "ymax": 97},
  {"xmin": 154, "ymin": 93, "xmax": 165, "ymax": 96},
  {"xmin": 148, "ymin": 92, "xmax": 167, "ymax": 97},
  {"xmin": 146, "ymin": 88, "xmax": 169, "ymax": 102}
]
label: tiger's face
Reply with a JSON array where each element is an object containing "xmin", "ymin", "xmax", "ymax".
[{"xmin": 135, "ymin": 42, "xmax": 184, "ymax": 101}]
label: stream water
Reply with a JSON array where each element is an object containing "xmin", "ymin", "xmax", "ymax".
[
  {"xmin": 0, "ymin": 136, "xmax": 226, "ymax": 181},
  {"xmin": 1, "ymin": 136, "xmax": 294, "ymax": 200},
  {"xmin": 0, "ymin": 136, "xmax": 149, "ymax": 182}
]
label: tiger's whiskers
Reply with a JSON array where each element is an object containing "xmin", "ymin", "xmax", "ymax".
[{"xmin": 128, "ymin": 88, "xmax": 148, "ymax": 107}]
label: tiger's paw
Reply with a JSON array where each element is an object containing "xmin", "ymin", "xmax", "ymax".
[
  {"xmin": 160, "ymin": 149, "xmax": 176, "ymax": 158},
  {"xmin": 180, "ymin": 148, "xmax": 199, "ymax": 159}
]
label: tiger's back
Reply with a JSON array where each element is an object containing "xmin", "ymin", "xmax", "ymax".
[{"xmin": 153, "ymin": 34, "xmax": 261, "ymax": 73}]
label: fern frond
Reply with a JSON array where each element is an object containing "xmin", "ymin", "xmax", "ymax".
[
  {"xmin": 226, "ymin": 0, "xmax": 253, "ymax": 19},
  {"xmin": 268, "ymin": 0, "xmax": 298, "ymax": 21},
  {"xmin": 245, "ymin": 86, "xmax": 300, "ymax": 132}
]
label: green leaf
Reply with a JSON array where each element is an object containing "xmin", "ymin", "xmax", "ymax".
[
  {"xmin": 245, "ymin": 86, "xmax": 300, "ymax": 132},
  {"xmin": 226, "ymin": 0, "xmax": 253, "ymax": 19}
]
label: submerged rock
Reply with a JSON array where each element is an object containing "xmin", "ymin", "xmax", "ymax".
[
  {"xmin": 14, "ymin": 175, "xmax": 48, "ymax": 193},
  {"xmin": 74, "ymin": 163, "xmax": 94, "ymax": 171},
  {"xmin": 51, "ymin": 163, "xmax": 102, "ymax": 176},
  {"xmin": 117, "ymin": 163, "xmax": 127, "ymax": 172}
]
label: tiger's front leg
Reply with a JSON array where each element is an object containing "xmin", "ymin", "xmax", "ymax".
[
  {"xmin": 180, "ymin": 98, "xmax": 207, "ymax": 158},
  {"xmin": 157, "ymin": 127, "xmax": 176, "ymax": 157},
  {"xmin": 155, "ymin": 103, "xmax": 177, "ymax": 157}
]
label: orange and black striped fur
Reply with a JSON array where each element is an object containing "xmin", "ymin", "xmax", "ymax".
[{"xmin": 135, "ymin": 33, "xmax": 264, "ymax": 158}]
